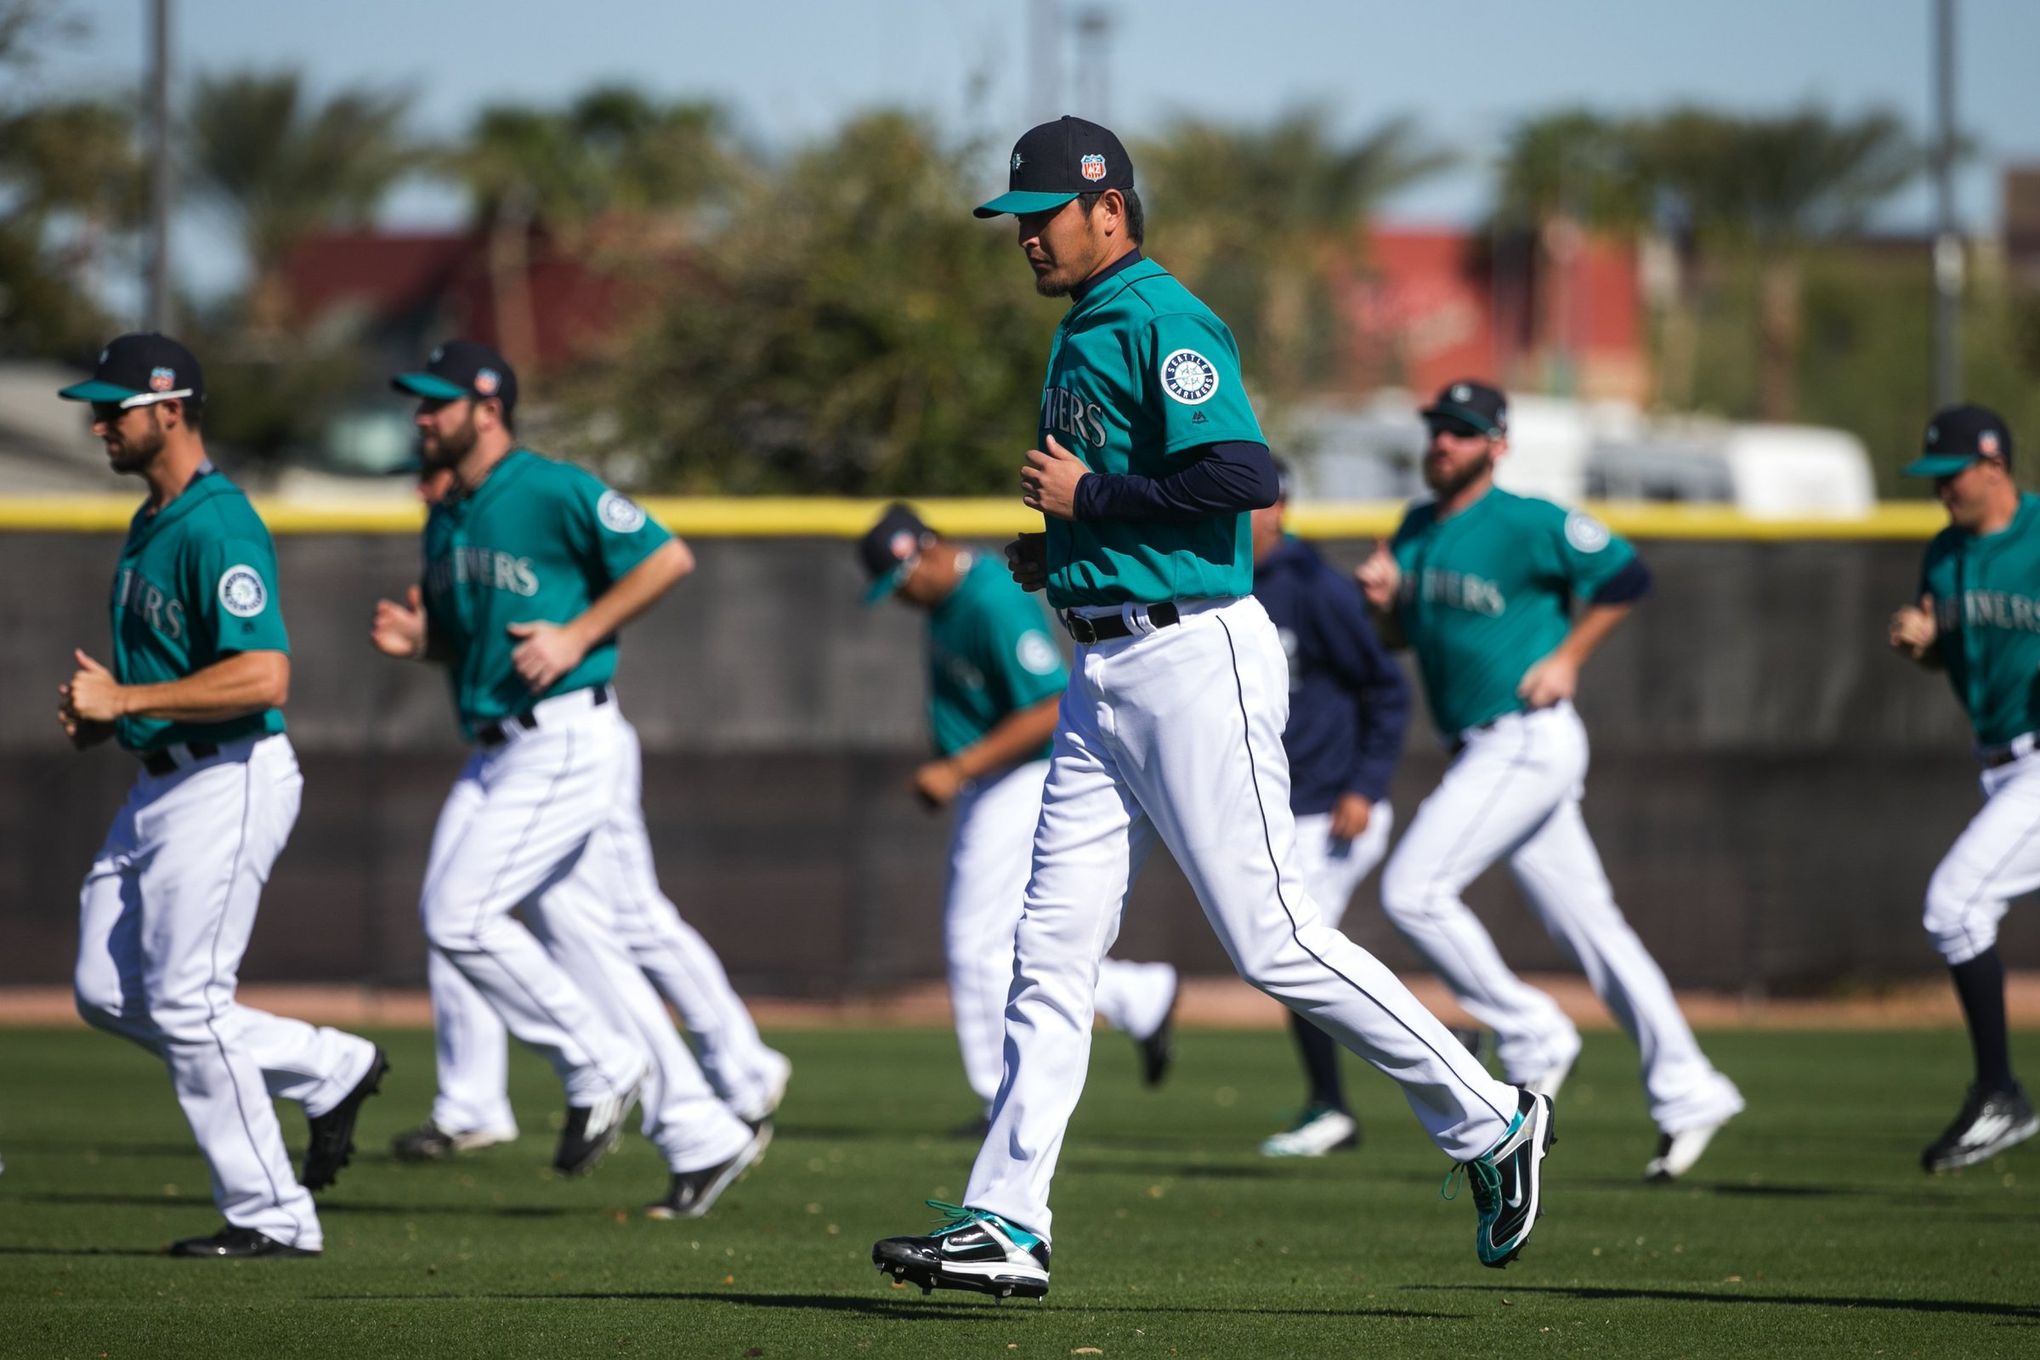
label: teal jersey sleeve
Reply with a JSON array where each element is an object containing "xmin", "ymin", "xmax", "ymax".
[
  {"xmin": 976, "ymin": 589, "xmax": 1068, "ymax": 714},
  {"xmin": 1534, "ymin": 502, "xmax": 1634, "ymax": 598},
  {"xmin": 192, "ymin": 533, "xmax": 290, "ymax": 656},
  {"xmin": 561, "ymin": 470, "xmax": 672, "ymax": 586},
  {"xmin": 1139, "ymin": 311, "xmax": 1264, "ymax": 457}
]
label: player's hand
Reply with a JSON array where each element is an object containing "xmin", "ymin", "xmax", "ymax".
[
  {"xmin": 1517, "ymin": 650, "xmax": 1580, "ymax": 709},
  {"xmin": 1006, "ymin": 532, "xmax": 1048, "ymax": 592},
  {"xmin": 507, "ymin": 619, "xmax": 587, "ymax": 693},
  {"xmin": 1889, "ymin": 594, "xmax": 1938, "ymax": 661},
  {"xmin": 911, "ymin": 758, "xmax": 966, "ymax": 810},
  {"xmin": 1356, "ymin": 539, "xmax": 1401, "ymax": 609},
  {"xmin": 56, "ymin": 679, "xmax": 114, "ymax": 749},
  {"xmin": 1020, "ymin": 436, "xmax": 1088, "ymax": 521},
  {"xmin": 371, "ymin": 586, "xmax": 429, "ymax": 660},
  {"xmin": 65, "ymin": 649, "xmax": 127, "ymax": 723},
  {"xmin": 1328, "ymin": 792, "xmax": 1373, "ymax": 842}
]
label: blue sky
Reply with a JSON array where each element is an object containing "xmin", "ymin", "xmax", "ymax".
[{"xmin": 27, "ymin": 0, "xmax": 2040, "ymax": 296}]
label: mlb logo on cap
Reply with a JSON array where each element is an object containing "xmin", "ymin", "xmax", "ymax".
[
  {"xmin": 473, "ymin": 368, "xmax": 500, "ymax": 396},
  {"xmin": 1080, "ymin": 153, "xmax": 1107, "ymax": 182},
  {"xmin": 149, "ymin": 367, "xmax": 175, "ymax": 392}
]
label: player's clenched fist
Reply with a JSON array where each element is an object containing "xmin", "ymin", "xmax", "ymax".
[
  {"xmin": 1889, "ymin": 594, "xmax": 1938, "ymax": 662},
  {"xmin": 1355, "ymin": 539, "xmax": 1401, "ymax": 609},
  {"xmin": 1006, "ymin": 532, "xmax": 1048, "ymax": 592},
  {"xmin": 370, "ymin": 585, "xmax": 429, "ymax": 660},
  {"xmin": 507, "ymin": 619, "xmax": 588, "ymax": 693},
  {"xmin": 1019, "ymin": 435, "xmax": 1087, "ymax": 520}
]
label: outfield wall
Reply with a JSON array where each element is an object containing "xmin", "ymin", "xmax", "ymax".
[{"xmin": 5, "ymin": 499, "xmax": 2029, "ymax": 996}]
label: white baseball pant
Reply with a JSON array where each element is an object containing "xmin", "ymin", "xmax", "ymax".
[
  {"xmin": 1379, "ymin": 701, "xmax": 1742, "ymax": 1135},
  {"xmin": 74, "ymin": 734, "xmax": 379, "ymax": 1251},
  {"xmin": 946, "ymin": 758, "xmax": 1177, "ymax": 1112},
  {"xmin": 964, "ymin": 596, "xmax": 1517, "ymax": 1239},
  {"xmin": 1924, "ymin": 745, "xmax": 2040, "ymax": 966},
  {"xmin": 420, "ymin": 692, "xmax": 751, "ymax": 1172},
  {"xmin": 1291, "ymin": 802, "xmax": 1395, "ymax": 933},
  {"xmin": 426, "ymin": 716, "xmax": 786, "ymax": 1139}
]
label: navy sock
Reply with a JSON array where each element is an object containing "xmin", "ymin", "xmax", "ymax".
[
  {"xmin": 1950, "ymin": 947, "xmax": 2016, "ymax": 1092},
  {"xmin": 1289, "ymin": 1010, "xmax": 1347, "ymax": 1112}
]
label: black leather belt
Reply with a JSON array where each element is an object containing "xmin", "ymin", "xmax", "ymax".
[
  {"xmin": 1981, "ymin": 739, "xmax": 2033, "ymax": 769},
  {"xmin": 141, "ymin": 742, "xmax": 218, "ymax": 776},
  {"xmin": 478, "ymin": 684, "xmax": 611, "ymax": 747},
  {"xmin": 1062, "ymin": 602, "xmax": 1181, "ymax": 645}
]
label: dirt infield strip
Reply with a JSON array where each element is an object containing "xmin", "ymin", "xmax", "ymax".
[{"xmin": 5, "ymin": 973, "xmax": 2037, "ymax": 1029}]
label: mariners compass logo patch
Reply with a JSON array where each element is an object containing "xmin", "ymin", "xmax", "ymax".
[
  {"xmin": 1160, "ymin": 349, "xmax": 1219, "ymax": 406},
  {"xmin": 218, "ymin": 565, "xmax": 268, "ymax": 618},
  {"xmin": 597, "ymin": 490, "xmax": 648, "ymax": 534}
]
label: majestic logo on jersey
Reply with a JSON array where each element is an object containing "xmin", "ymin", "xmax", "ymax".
[
  {"xmin": 1016, "ymin": 631, "xmax": 1061, "ymax": 676},
  {"xmin": 1564, "ymin": 511, "xmax": 1611, "ymax": 554},
  {"xmin": 217, "ymin": 565, "xmax": 267, "ymax": 618},
  {"xmin": 1079, "ymin": 153, "xmax": 1107, "ymax": 181},
  {"xmin": 113, "ymin": 567, "xmax": 185, "ymax": 641},
  {"xmin": 426, "ymin": 546, "xmax": 540, "ymax": 597},
  {"xmin": 1041, "ymin": 384, "xmax": 1106, "ymax": 447},
  {"xmin": 149, "ymin": 366, "xmax": 176, "ymax": 392},
  {"xmin": 1410, "ymin": 568, "xmax": 1506, "ymax": 617},
  {"xmin": 596, "ymin": 490, "xmax": 648, "ymax": 534},
  {"xmin": 1160, "ymin": 349, "xmax": 1219, "ymax": 406}
]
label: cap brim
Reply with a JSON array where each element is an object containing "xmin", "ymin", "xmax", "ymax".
[
  {"xmin": 1903, "ymin": 453, "xmax": 1980, "ymax": 478},
  {"xmin": 57, "ymin": 379, "xmax": 145, "ymax": 403},
  {"xmin": 1420, "ymin": 401, "xmax": 1501, "ymax": 435},
  {"xmin": 973, "ymin": 190, "xmax": 1081, "ymax": 219},
  {"xmin": 862, "ymin": 561, "xmax": 914, "ymax": 606},
  {"xmin": 391, "ymin": 372, "xmax": 470, "ymax": 400}
]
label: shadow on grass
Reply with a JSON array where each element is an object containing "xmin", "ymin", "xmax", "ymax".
[
  {"xmin": 1, "ymin": 1139, "xmax": 208, "ymax": 1159},
  {"xmin": 4, "ymin": 1191, "xmax": 580, "ymax": 1219},
  {"xmin": 0, "ymin": 1244, "xmax": 172, "ymax": 1258},
  {"xmin": 1056, "ymin": 1158, "xmax": 1292, "ymax": 1182},
  {"xmin": 312, "ymin": 1289, "xmax": 1463, "ymax": 1321},
  {"xmin": 1412, "ymin": 1283, "xmax": 2040, "ymax": 1321}
]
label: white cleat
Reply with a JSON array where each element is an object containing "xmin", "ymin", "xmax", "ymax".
[
  {"xmin": 1260, "ymin": 1106, "xmax": 1360, "ymax": 1158},
  {"xmin": 1645, "ymin": 1113, "xmax": 1736, "ymax": 1182}
]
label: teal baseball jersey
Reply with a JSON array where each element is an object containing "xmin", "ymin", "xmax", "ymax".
[
  {"xmin": 1390, "ymin": 488, "xmax": 1635, "ymax": 737},
  {"xmin": 108, "ymin": 472, "xmax": 289, "ymax": 753},
  {"xmin": 927, "ymin": 556, "xmax": 1068, "ymax": 759},
  {"xmin": 422, "ymin": 449, "xmax": 670, "ymax": 741},
  {"xmin": 1038, "ymin": 256, "xmax": 1265, "ymax": 608},
  {"xmin": 1920, "ymin": 492, "xmax": 2040, "ymax": 745}
]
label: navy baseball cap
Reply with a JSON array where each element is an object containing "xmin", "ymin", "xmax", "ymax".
[
  {"xmin": 1421, "ymin": 380, "xmax": 1508, "ymax": 437},
  {"xmin": 857, "ymin": 503, "xmax": 935, "ymax": 605},
  {"xmin": 392, "ymin": 340, "xmax": 518, "ymax": 418},
  {"xmin": 1904, "ymin": 404, "xmax": 2014, "ymax": 478},
  {"xmin": 57, "ymin": 333, "xmax": 204, "ymax": 408},
  {"xmin": 975, "ymin": 116, "xmax": 1134, "ymax": 219}
]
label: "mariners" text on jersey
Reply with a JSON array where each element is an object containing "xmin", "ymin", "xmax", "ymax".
[
  {"xmin": 427, "ymin": 546, "xmax": 539, "ymax": 598},
  {"xmin": 1407, "ymin": 567, "xmax": 1506, "ymax": 617},
  {"xmin": 113, "ymin": 567, "xmax": 185, "ymax": 640},
  {"xmin": 1040, "ymin": 384, "xmax": 1105, "ymax": 449}
]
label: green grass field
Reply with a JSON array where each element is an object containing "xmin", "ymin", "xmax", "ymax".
[{"xmin": 2, "ymin": 1026, "xmax": 2035, "ymax": 1358}]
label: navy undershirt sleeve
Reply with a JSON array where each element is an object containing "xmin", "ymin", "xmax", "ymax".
[
  {"xmin": 1590, "ymin": 555, "xmax": 1652, "ymax": 606},
  {"xmin": 1071, "ymin": 441, "xmax": 1279, "ymax": 523}
]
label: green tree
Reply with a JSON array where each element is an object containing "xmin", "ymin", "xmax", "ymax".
[
  {"xmin": 1632, "ymin": 106, "xmax": 1919, "ymax": 420},
  {"xmin": 569, "ymin": 110, "xmax": 1055, "ymax": 494},
  {"xmin": 1137, "ymin": 106, "xmax": 1451, "ymax": 406},
  {"xmin": 446, "ymin": 85, "xmax": 739, "ymax": 377},
  {"xmin": 183, "ymin": 70, "xmax": 417, "ymax": 336}
]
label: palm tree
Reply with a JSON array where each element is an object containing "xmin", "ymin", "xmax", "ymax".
[
  {"xmin": 1138, "ymin": 106, "xmax": 1452, "ymax": 403},
  {"xmin": 1632, "ymin": 106, "xmax": 1920, "ymax": 419},
  {"xmin": 183, "ymin": 70, "xmax": 417, "ymax": 338}
]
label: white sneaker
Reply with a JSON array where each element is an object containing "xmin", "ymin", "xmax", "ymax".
[
  {"xmin": 1260, "ymin": 1106, "xmax": 1360, "ymax": 1158},
  {"xmin": 736, "ymin": 1050, "xmax": 793, "ymax": 1127},
  {"xmin": 1645, "ymin": 1111, "xmax": 1737, "ymax": 1182},
  {"xmin": 1525, "ymin": 1052, "xmax": 1578, "ymax": 1102}
]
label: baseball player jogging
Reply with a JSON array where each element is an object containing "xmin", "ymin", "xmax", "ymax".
[
  {"xmin": 859, "ymin": 504, "xmax": 1179, "ymax": 1130},
  {"xmin": 1249, "ymin": 462, "xmax": 1409, "ymax": 1157},
  {"xmin": 1889, "ymin": 404, "xmax": 2040, "ymax": 1172},
  {"xmin": 873, "ymin": 119, "xmax": 1551, "ymax": 1301},
  {"xmin": 391, "ymin": 467, "xmax": 792, "ymax": 1166},
  {"xmin": 59, "ymin": 334, "xmax": 386, "ymax": 1259},
  {"xmin": 371, "ymin": 341, "xmax": 767, "ymax": 1218},
  {"xmin": 1357, "ymin": 380, "xmax": 1743, "ymax": 1183}
]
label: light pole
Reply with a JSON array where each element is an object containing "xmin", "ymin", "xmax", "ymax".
[
  {"xmin": 145, "ymin": 0, "xmax": 173, "ymax": 333},
  {"xmin": 1930, "ymin": 0, "xmax": 1961, "ymax": 406}
]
